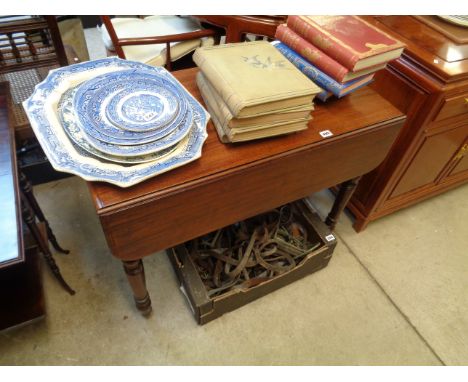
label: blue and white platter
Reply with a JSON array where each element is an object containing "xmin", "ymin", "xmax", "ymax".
[
  {"xmin": 73, "ymin": 70, "xmax": 190, "ymax": 143},
  {"xmin": 70, "ymin": 90, "xmax": 193, "ymax": 157},
  {"xmin": 72, "ymin": 70, "xmax": 192, "ymax": 148},
  {"xmin": 75, "ymin": 69, "xmax": 182, "ymax": 133},
  {"xmin": 58, "ymin": 87, "xmax": 180, "ymax": 164},
  {"xmin": 23, "ymin": 57, "xmax": 209, "ymax": 188},
  {"xmin": 106, "ymin": 88, "xmax": 178, "ymax": 132}
]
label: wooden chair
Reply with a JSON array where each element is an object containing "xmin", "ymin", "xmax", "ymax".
[
  {"xmin": 195, "ymin": 16, "xmax": 287, "ymax": 43},
  {"xmin": 0, "ymin": 16, "xmax": 78, "ymax": 141},
  {"xmin": 0, "ymin": 15, "xmax": 68, "ymax": 73},
  {"xmin": 100, "ymin": 16, "xmax": 219, "ymax": 71}
]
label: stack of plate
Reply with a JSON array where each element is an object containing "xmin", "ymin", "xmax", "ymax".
[{"xmin": 23, "ymin": 58, "xmax": 209, "ymax": 187}]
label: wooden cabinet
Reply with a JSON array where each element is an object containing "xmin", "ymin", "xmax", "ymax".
[
  {"xmin": 348, "ymin": 16, "xmax": 468, "ymax": 231},
  {"xmin": 390, "ymin": 124, "xmax": 468, "ymax": 197}
]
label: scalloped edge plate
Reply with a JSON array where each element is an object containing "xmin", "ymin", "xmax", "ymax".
[{"xmin": 23, "ymin": 57, "xmax": 209, "ymax": 188}]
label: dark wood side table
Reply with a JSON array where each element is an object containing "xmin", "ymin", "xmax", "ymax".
[
  {"xmin": 0, "ymin": 82, "xmax": 23, "ymax": 268},
  {"xmin": 347, "ymin": 16, "xmax": 468, "ymax": 231},
  {"xmin": 0, "ymin": 82, "xmax": 74, "ymax": 331},
  {"xmin": 0, "ymin": 81, "xmax": 44, "ymax": 330},
  {"xmin": 87, "ymin": 68, "xmax": 405, "ymax": 317}
]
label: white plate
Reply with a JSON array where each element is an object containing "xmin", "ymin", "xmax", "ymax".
[
  {"xmin": 23, "ymin": 58, "xmax": 209, "ymax": 187},
  {"xmin": 58, "ymin": 87, "xmax": 181, "ymax": 164}
]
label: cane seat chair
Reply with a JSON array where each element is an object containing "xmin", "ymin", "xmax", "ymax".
[
  {"xmin": 0, "ymin": 15, "xmax": 74, "ymax": 141},
  {"xmin": 100, "ymin": 16, "xmax": 218, "ymax": 71}
]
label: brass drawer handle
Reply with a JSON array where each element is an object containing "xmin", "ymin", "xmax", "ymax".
[{"xmin": 454, "ymin": 143, "xmax": 468, "ymax": 161}]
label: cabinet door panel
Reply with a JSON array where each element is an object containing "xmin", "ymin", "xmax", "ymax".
[
  {"xmin": 450, "ymin": 155, "xmax": 468, "ymax": 176},
  {"xmin": 353, "ymin": 65, "xmax": 427, "ymax": 208},
  {"xmin": 447, "ymin": 140, "xmax": 468, "ymax": 178},
  {"xmin": 433, "ymin": 93, "xmax": 468, "ymax": 123},
  {"xmin": 391, "ymin": 125, "xmax": 468, "ymax": 197}
]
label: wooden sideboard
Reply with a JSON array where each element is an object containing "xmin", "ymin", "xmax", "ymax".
[{"xmin": 348, "ymin": 16, "xmax": 468, "ymax": 231}]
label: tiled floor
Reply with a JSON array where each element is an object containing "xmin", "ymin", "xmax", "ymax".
[{"xmin": 0, "ymin": 177, "xmax": 466, "ymax": 365}]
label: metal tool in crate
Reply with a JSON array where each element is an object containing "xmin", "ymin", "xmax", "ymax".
[{"xmin": 187, "ymin": 203, "xmax": 322, "ymax": 297}]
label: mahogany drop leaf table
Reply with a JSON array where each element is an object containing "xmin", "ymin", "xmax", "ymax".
[{"xmin": 87, "ymin": 68, "xmax": 405, "ymax": 317}]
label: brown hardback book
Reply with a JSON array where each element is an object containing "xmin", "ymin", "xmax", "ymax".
[
  {"xmin": 198, "ymin": 73, "xmax": 309, "ymax": 143},
  {"xmin": 197, "ymin": 72, "xmax": 312, "ymax": 131},
  {"xmin": 193, "ymin": 40, "xmax": 321, "ymax": 118}
]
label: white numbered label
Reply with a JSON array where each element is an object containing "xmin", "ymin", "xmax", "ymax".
[
  {"xmin": 319, "ymin": 130, "xmax": 333, "ymax": 138},
  {"xmin": 325, "ymin": 234, "xmax": 336, "ymax": 242}
]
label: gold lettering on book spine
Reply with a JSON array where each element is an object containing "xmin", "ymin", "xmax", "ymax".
[
  {"xmin": 289, "ymin": 32, "xmax": 300, "ymax": 49},
  {"xmin": 312, "ymin": 34, "xmax": 333, "ymax": 50},
  {"xmin": 293, "ymin": 16, "xmax": 333, "ymax": 51},
  {"xmin": 292, "ymin": 17, "xmax": 307, "ymax": 35},
  {"xmin": 302, "ymin": 66, "xmax": 320, "ymax": 79},
  {"xmin": 290, "ymin": 35, "xmax": 300, "ymax": 49},
  {"xmin": 302, "ymin": 47, "xmax": 320, "ymax": 62}
]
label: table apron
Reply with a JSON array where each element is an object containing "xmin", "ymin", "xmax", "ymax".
[{"xmin": 100, "ymin": 121, "xmax": 402, "ymax": 260}]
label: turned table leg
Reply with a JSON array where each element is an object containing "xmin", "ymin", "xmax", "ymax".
[
  {"xmin": 19, "ymin": 171, "xmax": 70, "ymax": 254},
  {"xmin": 122, "ymin": 260, "xmax": 152, "ymax": 317},
  {"xmin": 21, "ymin": 195, "xmax": 75, "ymax": 295},
  {"xmin": 326, "ymin": 176, "xmax": 361, "ymax": 230}
]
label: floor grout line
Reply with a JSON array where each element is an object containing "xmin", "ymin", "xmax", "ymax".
[{"xmin": 334, "ymin": 229, "xmax": 446, "ymax": 366}]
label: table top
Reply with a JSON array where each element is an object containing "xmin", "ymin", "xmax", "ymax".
[
  {"xmin": 364, "ymin": 16, "xmax": 468, "ymax": 82},
  {"xmin": 88, "ymin": 67, "xmax": 404, "ymax": 214},
  {"xmin": 0, "ymin": 82, "xmax": 24, "ymax": 268}
]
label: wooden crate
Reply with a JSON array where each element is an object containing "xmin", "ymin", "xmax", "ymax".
[{"xmin": 167, "ymin": 199, "xmax": 337, "ymax": 325}]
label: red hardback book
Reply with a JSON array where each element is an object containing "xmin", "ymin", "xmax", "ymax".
[
  {"xmin": 287, "ymin": 15, "xmax": 405, "ymax": 71},
  {"xmin": 275, "ymin": 24, "xmax": 386, "ymax": 83}
]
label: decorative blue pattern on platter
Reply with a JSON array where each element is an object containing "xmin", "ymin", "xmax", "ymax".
[
  {"xmin": 75, "ymin": 96, "xmax": 193, "ymax": 157},
  {"xmin": 58, "ymin": 87, "xmax": 180, "ymax": 164},
  {"xmin": 73, "ymin": 70, "xmax": 190, "ymax": 145},
  {"xmin": 23, "ymin": 57, "xmax": 209, "ymax": 188},
  {"xmin": 76, "ymin": 69, "xmax": 183, "ymax": 134},
  {"xmin": 120, "ymin": 93, "xmax": 165, "ymax": 123},
  {"xmin": 105, "ymin": 82, "xmax": 180, "ymax": 132}
]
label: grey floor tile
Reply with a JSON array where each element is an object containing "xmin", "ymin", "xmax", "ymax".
[
  {"xmin": 310, "ymin": 184, "xmax": 468, "ymax": 366},
  {"xmin": 0, "ymin": 177, "xmax": 441, "ymax": 365}
]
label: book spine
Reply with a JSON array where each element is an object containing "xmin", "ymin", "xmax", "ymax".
[
  {"xmin": 340, "ymin": 78, "xmax": 374, "ymax": 98},
  {"xmin": 273, "ymin": 42, "xmax": 345, "ymax": 97},
  {"xmin": 196, "ymin": 72, "xmax": 230, "ymax": 143},
  {"xmin": 287, "ymin": 15, "xmax": 358, "ymax": 70},
  {"xmin": 197, "ymin": 72, "xmax": 233, "ymax": 129},
  {"xmin": 193, "ymin": 48, "xmax": 244, "ymax": 117},
  {"xmin": 275, "ymin": 25, "xmax": 349, "ymax": 83},
  {"xmin": 316, "ymin": 90, "xmax": 333, "ymax": 102}
]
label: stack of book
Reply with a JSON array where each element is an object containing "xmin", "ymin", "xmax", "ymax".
[
  {"xmin": 274, "ymin": 15, "xmax": 405, "ymax": 101},
  {"xmin": 193, "ymin": 40, "xmax": 322, "ymax": 143}
]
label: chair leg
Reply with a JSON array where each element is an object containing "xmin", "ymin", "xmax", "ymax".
[
  {"xmin": 19, "ymin": 171, "xmax": 70, "ymax": 254},
  {"xmin": 21, "ymin": 195, "xmax": 75, "ymax": 295}
]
